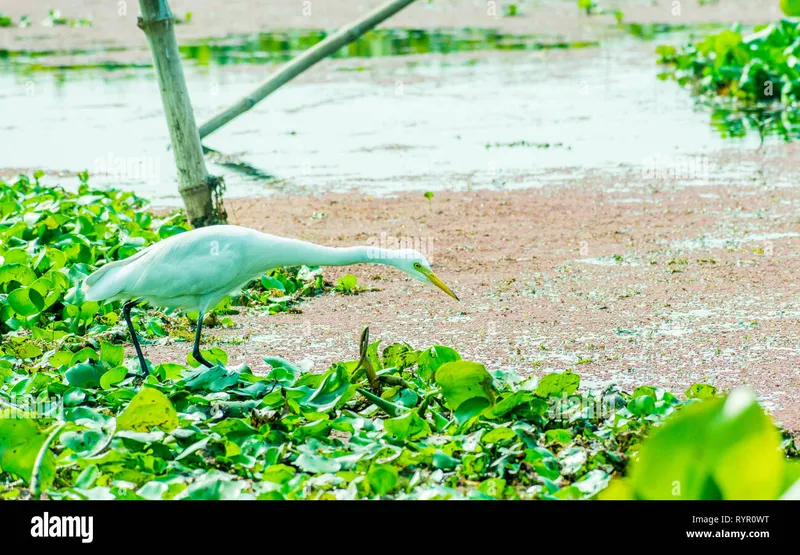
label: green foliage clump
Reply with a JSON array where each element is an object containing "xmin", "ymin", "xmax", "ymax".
[
  {"xmin": 3, "ymin": 334, "xmax": 793, "ymax": 500},
  {"xmin": 0, "ymin": 338, "xmax": 681, "ymax": 500},
  {"xmin": 657, "ymin": 21, "xmax": 800, "ymax": 139}
]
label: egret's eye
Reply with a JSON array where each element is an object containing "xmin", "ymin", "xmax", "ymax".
[{"xmin": 413, "ymin": 262, "xmax": 422, "ymax": 270}]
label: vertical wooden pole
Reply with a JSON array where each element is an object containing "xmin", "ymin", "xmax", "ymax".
[{"xmin": 137, "ymin": 0, "xmax": 225, "ymax": 227}]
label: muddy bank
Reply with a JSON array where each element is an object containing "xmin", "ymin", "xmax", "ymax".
[
  {"xmin": 0, "ymin": 0, "xmax": 782, "ymax": 54},
  {"xmin": 134, "ymin": 139, "xmax": 800, "ymax": 433}
]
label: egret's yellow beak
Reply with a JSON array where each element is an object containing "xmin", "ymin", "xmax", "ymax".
[{"xmin": 421, "ymin": 268, "xmax": 459, "ymax": 301}]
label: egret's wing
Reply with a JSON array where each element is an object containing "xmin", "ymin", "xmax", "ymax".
[{"xmin": 119, "ymin": 231, "xmax": 262, "ymax": 300}]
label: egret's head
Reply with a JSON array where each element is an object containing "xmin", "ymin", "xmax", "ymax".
[{"xmin": 383, "ymin": 249, "xmax": 459, "ymax": 301}]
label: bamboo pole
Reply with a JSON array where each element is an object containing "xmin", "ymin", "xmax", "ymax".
[
  {"xmin": 198, "ymin": 0, "xmax": 417, "ymax": 139},
  {"xmin": 138, "ymin": 0, "xmax": 225, "ymax": 227}
]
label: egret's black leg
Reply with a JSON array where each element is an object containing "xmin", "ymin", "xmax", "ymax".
[
  {"xmin": 122, "ymin": 300, "xmax": 148, "ymax": 376},
  {"xmin": 192, "ymin": 312, "xmax": 214, "ymax": 368}
]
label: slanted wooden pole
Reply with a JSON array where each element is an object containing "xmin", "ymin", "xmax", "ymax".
[
  {"xmin": 138, "ymin": 0, "xmax": 225, "ymax": 227},
  {"xmin": 198, "ymin": 0, "xmax": 417, "ymax": 139}
]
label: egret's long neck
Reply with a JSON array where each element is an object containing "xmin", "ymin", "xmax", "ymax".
[{"xmin": 267, "ymin": 239, "xmax": 376, "ymax": 269}]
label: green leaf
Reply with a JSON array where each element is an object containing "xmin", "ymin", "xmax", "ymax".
[
  {"xmin": 544, "ymin": 428, "xmax": 572, "ymax": 446},
  {"xmin": 384, "ymin": 411, "xmax": 431, "ymax": 440},
  {"xmin": 0, "ymin": 420, "xmax": 55, "ymax": 488},
  {"xmin": 260, "ymin": 276, "xmax": 286, "ymax": 292},
  {"xmin": 0, "ymin": 264, "xmax": 37, "ymax": 287},
  {"xmin": 485, "ymin": 390, "xmax": 534, "ymax": 419},
  {"xmin": 335, "ymin": 274, "xmax": 358, "ymax": 293},
  {"xmin": 100, "ymin": 341, "xmax": 124, "ymax": 367},
  {"xmin": 454, "ymin": 396, "xmax": 491, "ymax": 425},
  {"xmin": 116, "ymin": 387, "xmax": 178, "ymax": 432},
  {"xmin": 417, "ymin": 345, "xmax": 461, "ymax": 381},
  {"xmin": 483, "ymin": 426, "xmax": 516, "ymax": 444},
  {"xmin": 262, "ymin": 464, "xmax": 296, "ymax": 484},
  {"xmin": 367, "ymin": 464, "xmax": 398, "ymax": 496},
  {"xmin": 100, "ymin": 366, "xmax": 128, "ymax": 389},
  {"xmin": 294, "ymin": 452, "xmax": 341, "ymax": 474},
  {"xmin": 477, "ymin": 478, "xmax": 506, "ymax": 499},
  {"xmin": 8, "ymin": 287, "xmax": 44, "ymax": 316},
  {"xmin": 65, "ymin": 362, "xmax": 105, "ymax": 389},
  {"xmin": 435, "ymin": 360, "xmax": 495, "ymax": 410},
  {"xmin": 627, "ymin": 395, "xmax": 656, "ymax": 416},
  {"xmin": 535, "ymin": 371, "xmax": 580, "ymax": 398},
  {"xmin": 304, "ymin": 366, "xmax": 352, "ymax": 412},
  {"xmin": 685, "ymin": 383, "xmax": 717, "ymax": 399}
]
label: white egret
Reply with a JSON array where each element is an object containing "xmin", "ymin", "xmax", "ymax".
[{"xmin": 83, "ymin": 225, "xmax": 458, "ymax": 374}]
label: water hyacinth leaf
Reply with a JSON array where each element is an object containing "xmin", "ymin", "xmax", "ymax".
[
  {"xmin": 485, "ymin": 390, "xmax": 534, "ymax": 419},
  {"xmin": 535, "ymin": 371, "xmax": 580, "ymax": 398},
  {"xmin": 558, "ymin": 446, "xmax": 587, "ymax": 475},
  {"xmin": 176, "ymin": 475, "xmax": 245, "ymax": 500},
  {"xmin": 100, "ymin": 366, "xmax": 128, "ymax": 389},
  {"xmin": 0, "ymin": 263, "xmax": 37, "ymax": 287},
  {"xmin": 63, "ymin": 388, "xmax": 87, "ymax": 406},
  {"xmin": 60, "ymin": 429, "xmax": 107, "ymax": 456},
  {"xmin": 477, "ymin": 478, "xmax": 506, "ymax": 499},
  {"xmin": 545, "ymin": 428, "xmax": 572, "ymax": 446},
  {"xmin": 158, "ymin": 225, "xmax": 186, "ymax": 239},
  {"xmin": 0, "ymin": 420, "xmax": 55, "ymax": 488},
  {"xmin": 262, "ymin": 464, "xmax": 296, "ymax": 484},
  {"xmin": 483, "ymin": 426, "xmax": 516, "ymax": 444},
  {"xmin": 335, "ymin": 274, "xmax": 358, "ymax": 293},
  {"xmin": 454, "ymin": 396, "xmax": 491, "ymax": 425},
  {"xmin": 0, "ymin": 419, "xmax": 41, "ymax": 463},
  {"xmin": 100, "ymin": 341, "xmax": 125, "ymax": 367},
  {"xmin": 367, "ymin": 464, "xmax": 398, "ymax": 496},
  {"xmin": 260, "ymin": 276, "xmax": 286, "ymax": 292},
  {"xmin": 294, "ymin": 452, "xmax": 341, "ymax": 474},
  {"xmin": 8, "ymin": 287, "xmax": 44, "ymax": 316},
  {"xmin": 417, "ymin": 345, "xmax": 461, "ymax": 381},
  {"xmin": 435, "ymin": 360, "xmax": 495, "ymax": 410},
  {"xmin": 304, "ymin": 366, "xmax": 352, "ymax": 412},
  {"xmin": 685, "ymin": 383, "xmax": 717, "ymax": 399},
  {"xmin": 49, "ymin": 350, "xmax": 74, "ymax": 368},
  {"xmin": 116, "ymin": 387, "xmax": 178, "ymax": 432},
  {"xmin": 432, "ymin": 450, "xmax": 459, "ymax": 470},
  {"xmin": 3, "ymin": 340, "xmax": 42, "ymax": 359},
  {"xmin": 627, "ymin": 395, "xmax": 656, "ymax": 416},
  {"xmin": 74, "ymin": 464, "xmax": 101, "ymax": 490},
  {"xmin": 64, "ymin": 362, "xmax": 105, "ymax": 389},
  {"xmin": 70, "ymin": 347, "xmax": 98, "ymax": 365},
  {"xmin": 384, "ymin": 411, "xmax": 431, "ymax": 440}
]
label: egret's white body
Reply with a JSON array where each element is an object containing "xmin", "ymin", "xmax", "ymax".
[
  {"xmin": 84, "ymin": 225, "xmax": 455, "ymax": 311},
  {"xmin": 83, "ymin": 225, "xmax": 457, "ymax": 371}
]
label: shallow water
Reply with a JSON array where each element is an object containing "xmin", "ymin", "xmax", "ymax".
[{"xmin": 0, "ymin": 26, "xmax": 775, "ymax": 205}]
